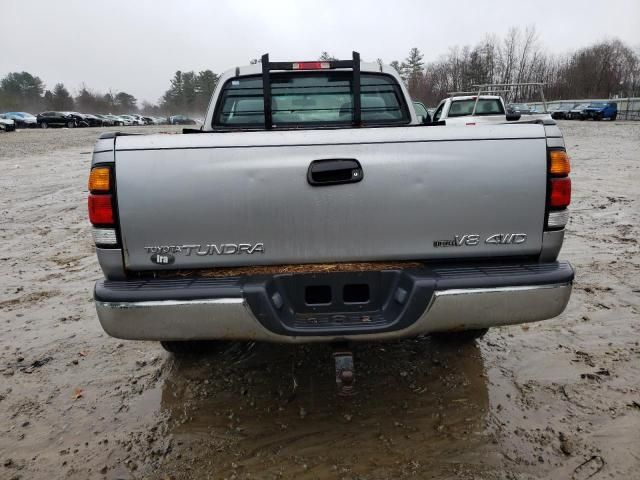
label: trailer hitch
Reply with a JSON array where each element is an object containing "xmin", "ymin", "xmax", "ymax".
[{"xmin": 332, "ymin": 344, "xmax": 356, "ymax": 396}]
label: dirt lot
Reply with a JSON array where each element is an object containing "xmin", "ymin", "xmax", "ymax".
[{"xmin": 0, "ymin": 122, "xmax": 639, "ymax": 480}]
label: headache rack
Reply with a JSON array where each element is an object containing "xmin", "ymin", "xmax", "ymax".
[{"xmin": 260, "ymin": 51, "xmax": 362, "ymax": 130}]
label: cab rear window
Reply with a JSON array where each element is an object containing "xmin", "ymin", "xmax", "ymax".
[
  {"xmin": 213, "ymin": 72, "xmax": 410, "ymax": 128},
  {"xmin": 448, "ymin": 99, "xmax": 505, "ymax": 117}
]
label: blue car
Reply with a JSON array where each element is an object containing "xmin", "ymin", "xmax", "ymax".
[{"xmin": 581, "ymin": 102, "xmax": 617, "ymax": 121}]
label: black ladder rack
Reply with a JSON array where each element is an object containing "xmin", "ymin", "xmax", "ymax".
[{"xmin": 260, "ymin": 51, "xmax": 361, "ymax": 130}]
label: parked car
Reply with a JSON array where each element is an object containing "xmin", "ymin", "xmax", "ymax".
[
  {"xmin": 104, "ymin": 115, "xmax": 125, "ymax": 126},
  {"xmin": 581, "ymin": 102, "xmax": 617, "ymax": 121},
  {"xmin": 2, "ymin": 111, "xmax": 37, "ymax": 128},
  {"xmin": 37, "ymin": 111, "xmax": 78, "ymax": 128},
  {"xmin": 128, "ymin": 114, "xmax": 148, "ymax": 125},
  {"xmin": 565, "ymin": 103, "xmax": 590, "ymax": 120},
  {"xmin": 64, "ymin": 112, "xmax": 89, "ymax": 127},
  {"xmin": 549, "ymin": 103, "xmax": 576, "ymax": 120},
  {"xmin": 115, "ymin": 115, "xmax": 135, "ymax": 126},
  {"xmin": 146, "ymin": 116, "xmax": 166, "ymax": 125},
  {"xmin": 81, "ymin": 113, "xmax": 105, "ymax": 127},
  {"xmin": 120, "ymin": 114, "xmax": 143, "ymax": 126},
  {"xmin": 507, "ymin": 103, "xmax": 532, "ymax": 114},
  {"xmin": 0, "ymin": 114, "xmax": 16, "ymax": 132},
  {"xmin": 168, "ymin": 114, "xmax": 197, "ymax": 125},
  {"xmin": 94, "ymin": 114, "xmax": 115, "ymax": 126},
  {"xmin": 89, "ymin": 53, "xmax": 574, "ymax": 390}
]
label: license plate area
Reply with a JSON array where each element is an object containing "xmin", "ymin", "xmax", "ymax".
[
  {"xmin": 279, "ymin": 270, "xmax": 392, "ymax": 314},
  {"xmin": 243, "ymin": 270, "xmax": 436, "ymax": 336}
]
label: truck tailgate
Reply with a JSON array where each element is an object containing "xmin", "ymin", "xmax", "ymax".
[{"xmin": 114, "ymin": 124, "xmax": 547, "ymax": 271}]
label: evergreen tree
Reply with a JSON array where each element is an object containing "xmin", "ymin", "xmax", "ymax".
[
  {"xmin": 403, "ymin": 48, "xmax": 424, "ymax": 81},
  {"xmin": 195, "ymin": 70, "xmax": 219, "ymax": 109},
  {"xmin": 162, "ymin": 71, "xmax": 184, "ymax": 112},
  {"xmin": 389, "ymin": 61, "xmax": 406, "ymax": 81},
  {"xmin": 51, "ymin": 83, "xmax": 74, "ymax": 110},
  {"xmin": 114, "ymin": 91, "xmax": 137, "ymax": 113},
  {"xmin": 0, "ymin": 72, "xmax": 45, "ymax": 111},
  {"xmin": 181, "ymin": 71, "xmax": 197, "ymax": 112},
  {"xmin": 43, "ymin": 90, "xmax": 54, "ymax": 110},
  {"xmin": 76, "ymin": 84, "xmax": 97, "ymax": 112}
]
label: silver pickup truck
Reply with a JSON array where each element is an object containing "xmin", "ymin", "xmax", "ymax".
[{"xmin": 89, "ymin": 53, "xmax": 573, "ymax": 370}]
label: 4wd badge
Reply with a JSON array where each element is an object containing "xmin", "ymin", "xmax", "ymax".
[{"xmin": 434, "ymin": 233, "xmax": 527, "ymax": 247}]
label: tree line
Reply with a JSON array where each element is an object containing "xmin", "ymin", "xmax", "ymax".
[
  {"xmin": 0, "ymin": 73, "xmax": 142, "ymax": 114},
  {"xmin": 1, "ymin": 28, "xmax": 638, "ymax": 115},
  {"xmin": 0, "ymin": 69, "xmax": 220, "ymax": 116},
  {"xmin": 389, "ymin": 27, "xmax": 639, "ymax": 106}
]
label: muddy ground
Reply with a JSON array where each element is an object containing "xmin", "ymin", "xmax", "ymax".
[{"xmin": 0, "ymin": 122, "xmax": 638, "ymax": 480}]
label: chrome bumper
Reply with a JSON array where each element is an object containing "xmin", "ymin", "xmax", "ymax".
[{"xmin": 95, "ymin": 282, "xmax": 572, "ymax": 343}]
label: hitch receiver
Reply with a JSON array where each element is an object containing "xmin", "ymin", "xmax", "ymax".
[{"xmin": 332, "ymin": 345, "xmax": 356, "ymax": 396}]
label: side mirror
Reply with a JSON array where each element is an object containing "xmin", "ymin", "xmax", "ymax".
[
  {"xmin": 419, "ymin": 113, "xmax": 432, "ymax": 124},
  {"xmin": 506, "ymin": 112, "xmax": 521, "ymax": 121}
]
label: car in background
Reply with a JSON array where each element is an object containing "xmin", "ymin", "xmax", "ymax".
[
  {"xmin": 2, "ymin": 112, "xmax": 37, "ymax": 128},
  {"xmin": 507, "ymin": 103, "xmax": 532, "ymax": 115},
  {"xmin": 103, "ymin": 115, "xmax": 126, "ymax": 126},
  {"xmin": 582, "ymin": 102, "xmax": 617, "ymax": 121},
  {"xmin": 0, "ymin": 114, "xmax": 16, "ymax": 132},
  {"xmin": 81, "ymin": 113, "xmax": 105, "ymax": 127},
  {"xmin": 94, "ymin": 114, "xmax": 116, "ymax": 126},
  {"xmin": 529, "ymin": 105, "xmax": 546, "ymax": 113},
  {"xmin": 64, "ymin": 112, "xmax": 90, "ymax": 127},
  {"xmin": 127, "ymin": 114, "xmax": 148, "ymax": 125},
  {"xmin": 168, "ymin": 114, "xmax": 197, "ymax": 125},
  {"xmin": 144, "ymin": 116, "xmax": 164, "ymax": 125},
  {"xmin": 565, "ymin": 103, "xmax": 590, "ymax": 120},
  {"xmin": 549, "ymin": 103, "xmax": 576, "ymax": 120},
  {"xmin": 37, "ymin": 111, "xmax": 78, "ymax": 128},
  {"xmin": 120, "ymin": 114, "xmax": 143, "ymax": 126}
]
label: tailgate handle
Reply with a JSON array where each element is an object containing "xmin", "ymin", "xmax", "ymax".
[{"xmin": 307, "ymin": 159, "xmax": 363, "ymax": 186}]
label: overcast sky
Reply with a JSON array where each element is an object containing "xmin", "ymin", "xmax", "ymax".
[{"xmin": 3, "ymin": 0, "xmax": 639, "ymax": 104}]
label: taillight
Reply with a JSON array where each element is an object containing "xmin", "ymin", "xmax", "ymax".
[
  {"xmin": 88, "ymin": 166, "xmax": 111, "ymax": 192},
  {"xmin": 88, "ymin": 194, "xmax": 114, "ymax": 225},
  {"xmin": 88, "ymin": 165, "xmax": 118, "ymax": 246},
  {"xmin": 546, "ymin": 148, "xmax": 571, "ymax": 229},
  {"xmin": 549, "ymin": 150, "xmax": 571, "ymax": 176},
  {"xmin": 549, "ymin": 178, "xmax": 571, "ymax": 208}
]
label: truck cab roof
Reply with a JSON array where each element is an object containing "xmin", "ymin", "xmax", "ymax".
[
  {"xmin": 432, "ymin": 95, "xmax": 506, "ymax": 123},
  {"xmin": 448, "ymin": 95, "xmax": 502, "ymax": 101}
]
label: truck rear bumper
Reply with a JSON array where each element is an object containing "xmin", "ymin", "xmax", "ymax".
[{"xmin": 94, "ymin": 262, "xmax": 574, "ymax": 343}]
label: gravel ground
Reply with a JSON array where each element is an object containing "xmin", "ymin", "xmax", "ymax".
[{"xmin": 0, "ymin": 122, "xmax": 639, "ymax": 479}]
